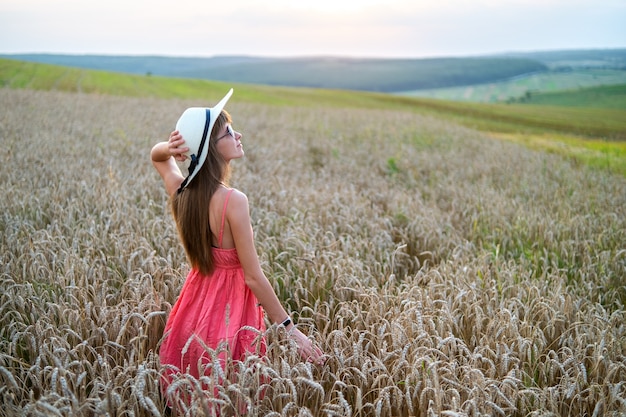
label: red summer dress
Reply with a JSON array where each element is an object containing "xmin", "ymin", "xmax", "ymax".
[{"xmin": 159, "ymin": 189, "xmax": 266, "ymax": 389}]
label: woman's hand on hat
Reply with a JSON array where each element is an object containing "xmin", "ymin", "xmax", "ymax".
[
  {"xmin": 168, "ymin": 130, "xmax": 189, "ymax": 162},
  {"xmin": 288, "ymin": 327, "xmax": 326, "ymax": 366}
]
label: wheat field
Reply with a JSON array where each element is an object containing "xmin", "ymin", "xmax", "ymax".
[{"xmin": 1, "ymin": 88, "xmax": 625, "ymax": 416}]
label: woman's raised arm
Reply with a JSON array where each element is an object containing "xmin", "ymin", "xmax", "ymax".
[{"xmin": 151, "ymin": 130, "xmax": 188, "ymax": 197}]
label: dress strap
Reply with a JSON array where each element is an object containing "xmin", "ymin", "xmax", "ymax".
[{"xmin": 218, "ymin": 189, "xmax": 234, "ymax": 248}]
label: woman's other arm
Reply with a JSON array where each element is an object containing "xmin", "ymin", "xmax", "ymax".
[{"xmin": 228, "ymin": 190, "xmax": 325, "ymax": 364}]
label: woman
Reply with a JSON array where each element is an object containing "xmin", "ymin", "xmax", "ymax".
[{"xmin": 151, "ymin": 89, "xmax": 324, "ymax": 399}]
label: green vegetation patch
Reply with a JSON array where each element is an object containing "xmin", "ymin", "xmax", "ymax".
[
  {"xmin": 403, "ymin": 69, "xmax": 626, "ymax": 104},
  {"xmin": 492, "ymin": 132, "xmax": 626, "ymax": 177},
  {"xmin": 519, "ymin": 84, "xmax": 626, "ymax": 109}
]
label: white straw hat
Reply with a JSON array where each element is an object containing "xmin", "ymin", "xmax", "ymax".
[{"xmin": 176, "ymin": 88, "xmax": 233, "ymax": 192}]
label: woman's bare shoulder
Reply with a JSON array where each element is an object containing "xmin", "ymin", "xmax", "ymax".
[
  {"xmin": 226, "ymin": 188, "xmax": 249, "ymax": 211},
  {"xmin": 209, "ymin": 186, "xmax": 244, "ymax": 215}
]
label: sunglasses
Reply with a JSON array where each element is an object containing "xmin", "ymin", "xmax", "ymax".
[{"xmin": 216, "ymin": 125, "xmax": 236, "ymax": 141}]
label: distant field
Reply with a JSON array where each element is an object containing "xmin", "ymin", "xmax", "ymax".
[
  {"xmin": 520, "ymin": 84, "xmax": 626, "ymax": 109},
  {"xmin": 401, "ymin": 69, "xmax": 626, "ymax": 104},
  {"xmin": 1, "ymin": 58, "xmax": 625, "ymax": 176},
  {"xmin": 498, "ymin": 48, "xmax": 626, "ymax": 69}
]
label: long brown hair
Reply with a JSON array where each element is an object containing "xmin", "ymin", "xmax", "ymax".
[{"xmin": 170, "ymin": 110, "xmax": 232, "ymax": 275}]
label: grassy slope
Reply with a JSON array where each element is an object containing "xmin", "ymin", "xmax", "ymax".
[{"xmin": 2, "ymin": 58, "xmax": 625, "ymax": 175}]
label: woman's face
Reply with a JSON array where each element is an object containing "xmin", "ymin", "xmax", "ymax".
[{"xmin": 215, "ymin": 123, "xmax": 244, "ymax": 161}]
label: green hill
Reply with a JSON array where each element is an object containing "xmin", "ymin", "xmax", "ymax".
[
  {"xmin": 173, "ymin": 56, "xmax": 547, "ymax": 92},
  {"xmin": 1, "ymin": 53, "xmax": 547, "ymax": 93},
  {"xmin": 5, "ymin": 48, "xmax": 625, "ymax": 95}
]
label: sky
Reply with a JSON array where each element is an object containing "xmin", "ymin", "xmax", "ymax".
[{"xmin": 1, "ymin": 0, "xmax": 624, "ymax": 59}]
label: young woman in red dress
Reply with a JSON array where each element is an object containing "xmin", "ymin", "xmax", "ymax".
[{"xmin": 151, "ymin": 89, "xmax": 324, "ymax": 409}]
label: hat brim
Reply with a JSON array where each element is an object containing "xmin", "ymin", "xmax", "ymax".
[{"xmin": 176, "ymin": 88, "xmax": 233, "ymax": 189}]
